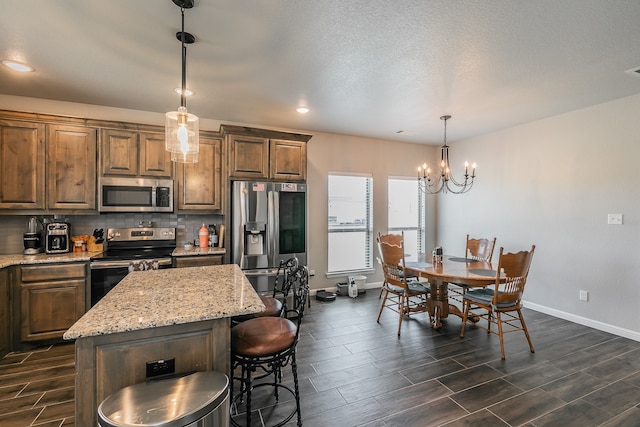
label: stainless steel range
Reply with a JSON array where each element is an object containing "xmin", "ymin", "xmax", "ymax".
[{"xmin": 90, "ymin": 227, "xmax": 176, "ymax": 306}]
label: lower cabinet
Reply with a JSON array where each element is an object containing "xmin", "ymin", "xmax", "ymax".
[
  {"xmin": 13, "ymin": 263, "xmax": 87, "ymax": 348},
  {"xmin": 173, "ymin": 255, "xmax": 224, "ymax": 268},
  {"xmin": 0, "ymin": 268, "xmax": 9, "ymax": 357}
]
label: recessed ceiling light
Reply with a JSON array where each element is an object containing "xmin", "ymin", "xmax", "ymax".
[
  {"xmin": 296, "ymin": 107, "xmax": 310, "ymax": 114},
  {"xmin": 1, "ymin": 60, "xmax": 34, "ymax": 72},
  {"xmin": 174, "ymin": 87, "xmax": 194, "ymax": 96}
]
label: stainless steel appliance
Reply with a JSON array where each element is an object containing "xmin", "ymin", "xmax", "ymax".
[
  {"xmin": 98, "ymin": 177, "xmax": 173, "ymax": 212},
  {"xmin": 232, "ymin": 181, "xmax": 307, "ymax": 293},
  {"xmin": 89, "ymin": 227, "xmax": 176, "ymax": 306},
  {"xmin": 45, "ymin": 222, "xmax": 70, "ymax": 254}
]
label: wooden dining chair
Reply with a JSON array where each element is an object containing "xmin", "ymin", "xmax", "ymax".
[
  {"xmin": 460, "ymin": 245, "xmax": 536, "ymax": 359},
  {"xmin": 377, "ymin": 232, "xmax": 430, "ymax": 336},
  {"xmin": 376, "ymin": 232, "xmax": 405, "ymax": 298},
  {"xmin": 449, "ymin": 235, "xmax": 497, "ymax": 303},
  {"xmin": 466, "ymin": 234, "xmax": 496, "ymax": 262}
]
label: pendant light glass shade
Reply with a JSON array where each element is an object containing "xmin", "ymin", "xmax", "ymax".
[{"xmin": 165, "ymin": 106, "xmax": 199, "ymax": 163}]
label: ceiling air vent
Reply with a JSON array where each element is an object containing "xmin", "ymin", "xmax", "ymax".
[{"xmin": 624, "ymin": 66, "xmax": 640, "ymax": 77}]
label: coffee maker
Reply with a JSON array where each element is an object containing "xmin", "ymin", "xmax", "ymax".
[
  {"xmin": 45, "ymin": 222, "xmax": 71, "ymax": 254},
  {"xmin": 23, "ymin": 217, "xmax": 42, "ymax": 255}
]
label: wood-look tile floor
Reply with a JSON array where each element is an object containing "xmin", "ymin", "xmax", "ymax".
[
  {"xmin": 0, "ymin": 342, "xmax": 75, "ymax": 427},
  {"xmin": 4, "ymin": 291, "xmax": 640, "ymax": 426}
]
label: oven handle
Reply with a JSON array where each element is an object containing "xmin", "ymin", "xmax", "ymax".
[{"xmin": 90, "ymin": 258, "xmax": 173, "ymax": 269}]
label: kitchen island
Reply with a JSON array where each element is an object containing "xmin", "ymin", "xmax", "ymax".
[{"xmin": 64, "ymin": 264, "xmax": 264, "ymax": 426}]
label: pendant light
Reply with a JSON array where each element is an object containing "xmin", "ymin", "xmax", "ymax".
[
  {"xmin": 165, "ymin": 0, "xmax": 199, "ymax": 163},
  {"xmin": 417, "ymin": 115, "xmax": 476, "ymax": 194}
]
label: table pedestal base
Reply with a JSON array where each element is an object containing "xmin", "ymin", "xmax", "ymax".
[{"xmin": 427, "ymin": 280, "xmax": 474, "ymax": 329}]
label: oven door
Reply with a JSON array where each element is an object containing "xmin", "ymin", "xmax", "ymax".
[{"xmin": 90, "ymin": 258, "xmax": 172, "ymax": 306}]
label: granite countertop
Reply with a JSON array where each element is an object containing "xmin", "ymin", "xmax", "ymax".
[
  {"xmin": 172, "ymin": 247, "xmax": 226, "ymax": 257},
  {"xmin": 63, "ymin": 264, "xmax": 264, "ymax": 340},
  {"xmin": 0, "ymin": 251, "xmax": 97, "ymax": 268}
]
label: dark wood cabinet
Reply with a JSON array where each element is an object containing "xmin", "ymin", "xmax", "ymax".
[
  {"xmin": 13, "ymin": 263, "xmax": 87, "ymax": 347},
  {"xmin": 224, "ymin": 125, "xmax": 311, "ymax": 181},
  {"xmin": 173, "ymin": 255, "xmax": 224, "ymax": 268},
  {"xmin": 101, "ymin": 129, "xmax": 172, "ymax": 178},
  {"xmin": 0, "ymin": 119, "xmax": 46, "ymax": 209},
  {"xmin": 0, "ymin": 268, "xmax": 9, "ymax": 358},
  {"xmin": 175, "ymin": 135, "xmax": 223, "ymax": 212},
  {"xmin": 47, "ymin": 124, "xmax": 97, "ymax": 210},
  {"xmin": 270, "ymin": 139, "xmax": 307, "ymax": 181}
]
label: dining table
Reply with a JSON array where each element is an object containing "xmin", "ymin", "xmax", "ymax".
[{"xmin": 405, "ymin": 254, "xmax": 503, "ymax": 329}]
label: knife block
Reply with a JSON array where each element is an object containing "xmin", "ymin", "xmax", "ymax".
[{"xmin": 87, "ymin": 236, "xmax": 104, "ymax": 252}]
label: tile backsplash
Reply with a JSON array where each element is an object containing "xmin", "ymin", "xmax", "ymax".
[{"xmin": 0, "ymin": 213, "xmax": 223, "ymax": 254}]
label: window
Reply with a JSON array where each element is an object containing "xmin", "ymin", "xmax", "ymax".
[
  {"xmin": 388, "ymin": 178, "xmax": 425, "ymax": 260},
  {"xmin": 328, "ymin": 174, "xmax": 373, "ymax": 273}
]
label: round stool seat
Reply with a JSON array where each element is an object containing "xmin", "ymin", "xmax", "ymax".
[
  {"xmin": 232, "ymin": 317, "xmax": 296, "ymax": 357},
  {"xmin": 255, "ymin": 295, "xmax": 283, "ymax": 317}
]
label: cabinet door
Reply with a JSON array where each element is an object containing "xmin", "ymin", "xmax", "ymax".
[
  {"xmin": 270, "ymin": 139, "xmax": 307, "ymax": 181},
  {"xmin": 47, "ymin": 125, "xmax": 97, "ymax": 210},
  {"xmin": 101, "ymin": 129, "xmax": 139, "ymax": 176},
  {"xmin": 0, "ymin": 119, "xmax": 45, "ymax": 209},
  {"xmin": 176, "ymin": 136, "xmax": 222, "ymax": 211},
  {"xmin": 0, "ymin": 268, "xmax": 9, "ymax": 357},
  {"xmin": 140, "ymin": 132, "xmax": 173, "ymax": 178},
  {"xmin": 20, "ymin": 278, "xmax": 85, "ymax": 342},
  {"xmin": 228, "ymin": 135, "xmax": 269, "ymax": 179}
]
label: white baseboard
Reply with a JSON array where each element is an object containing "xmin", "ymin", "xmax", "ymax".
[{"xmin": 524, "ymin": 301, "xmax": 640, "ymax": 343}]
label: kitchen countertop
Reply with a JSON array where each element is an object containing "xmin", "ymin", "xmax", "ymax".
[
  {"xmin": 63, "ymin": 264, "xmax": 264, "ymax": 339},
  {"xmin": 0, "ymin": 246, "xmax": 226, "ymax": 268},
  {"xmin": 0, "ymin": 251, "xmax": 97, "ymax": 269},
  {"xmin": 171, "ymin": 246, "xmax": 226, "ymax": 257}
]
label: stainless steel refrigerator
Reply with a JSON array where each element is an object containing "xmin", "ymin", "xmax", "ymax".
[{"xmin": 231, "ymin": 181, "xmax": 307, "ymax": 293}]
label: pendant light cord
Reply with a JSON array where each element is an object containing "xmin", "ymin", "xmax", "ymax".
[{"xmin": 180, "ymin": 7, "xmax": 187, "ymax": 109}]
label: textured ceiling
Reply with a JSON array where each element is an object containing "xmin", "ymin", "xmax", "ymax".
[{"xmin": 1, "ymin": 0, "xmax": 640, "ymax": 144}]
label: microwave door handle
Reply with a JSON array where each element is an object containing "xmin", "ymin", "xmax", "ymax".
[{"xmin": 151, "ymin": 186, "xmax": 157, "ymax": 208}]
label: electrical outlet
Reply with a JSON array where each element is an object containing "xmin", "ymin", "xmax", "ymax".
[
  {"xmin": 579, "ymin": 290, "xmax": 589, "ymax": 301},
  {"xmin": 607, "ymin": 214, "xmax": 623, "ymax": 225},
  {"xmin": 309, "ymin": 269, "xmax": 316, "ymax": 276},
  {"xmin": 146, "ymin": 358, "xmax": 175, "ymax": 378}
]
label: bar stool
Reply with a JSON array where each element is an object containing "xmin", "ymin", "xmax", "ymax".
[
  {"xmin": 231, "ymin": 257, "xmax": 299, "ymax": 325},
  {"xmin": 230, "ymin": 264, "xmax": 309, "ymax": 427}
]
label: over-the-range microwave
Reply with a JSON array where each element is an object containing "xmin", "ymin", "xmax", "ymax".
[{"xmin": 98, "ymin": 177, "xmax": 173, "ymax": 213}]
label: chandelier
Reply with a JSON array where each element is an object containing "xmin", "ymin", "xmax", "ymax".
[
  {"xmin": 165, "ymin": 0, "xmax": 199, "ymax": 163},
  {"xmin": 417, "ymin": 115, "xmax": 476, "ymax": 194}
]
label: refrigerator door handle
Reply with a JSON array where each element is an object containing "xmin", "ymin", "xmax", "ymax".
[{"xmin": 267, "ymin": 189, "xmax": 277, "ymax": 268}]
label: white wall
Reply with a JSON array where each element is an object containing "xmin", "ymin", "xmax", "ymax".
[
  {"xmin": 306, "ymin": 131, "xmax": 437, "ymax": 288},
  {"xmin": 437, "ymin": 93, "xmax": 640, "ymax": 339}
]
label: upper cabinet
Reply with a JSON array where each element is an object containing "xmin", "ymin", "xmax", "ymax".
[
  {"xmin": 101, "ymin": 129, "xmax": 173, "ymax": 178},
  {"xmin": 0, "ymin": 117, "xmax": 97, "ymax": 212},
  {"xmin": 47, "ymin": 125, "xmax": 97, "ymax": 210},
  {"xmin": 175, "ymin": 134, "xmax": 223, "ymax": 212},
  {"xmin": 223, "ymin": 125, "xmax": 311, "ymax": 181},
  {"xmin": 0, "ymin": 119, "xmax": 46, "ymax": 209}
]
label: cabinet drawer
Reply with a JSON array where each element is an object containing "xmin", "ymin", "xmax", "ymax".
[{"xmin": 20, "ymin": 263, "xmax": 86, "ymax": 282}]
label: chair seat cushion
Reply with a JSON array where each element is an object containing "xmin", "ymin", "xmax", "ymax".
[
  {"xmin": 232, "ymin": 317, "xmax": 296, "ymax": 357},
  {"xmin": 464, "ymin": 288, "xmax": 517, "ymax": 308},
  {"xmin": 254, "ymin": 295, "xmax": 283, "ymax": 317},
  {"xmin": 387, "ymin": 280, "xmax": 428, "ymax": 295}
]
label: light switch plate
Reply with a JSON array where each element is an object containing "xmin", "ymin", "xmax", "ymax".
[{"xmin": 607, "ymin": 214, "xmax": 623, "ymax": 225}]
